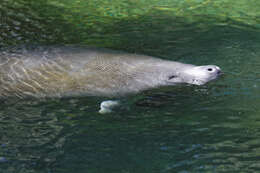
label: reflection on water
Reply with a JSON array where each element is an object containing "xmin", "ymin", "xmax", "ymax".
[{"xmin": 0, "ymin": 0, "xmax": 260, "ymax": 172}]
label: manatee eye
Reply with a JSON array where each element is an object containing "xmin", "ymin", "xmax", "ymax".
[{"xmin": 168, "ymin": 75, "xmax": 176, "ymax": 80}]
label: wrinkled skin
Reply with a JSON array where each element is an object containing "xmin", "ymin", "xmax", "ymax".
[{"xmin": 0, "ymin": 45, "xmax": 222, "ymax": 98}]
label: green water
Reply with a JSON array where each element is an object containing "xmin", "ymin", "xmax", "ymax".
[{"xmin": 0, "ymin": 0, "xmax": 260, "ymax": 172}]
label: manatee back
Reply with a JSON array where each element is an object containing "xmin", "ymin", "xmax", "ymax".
[
  {"xmin": 0, "ymin": 45, "xmax": 90, "ymax": 98},
  {"xmin": 0, "ymin": 45, "xmax": 162, "ymax": 98}
]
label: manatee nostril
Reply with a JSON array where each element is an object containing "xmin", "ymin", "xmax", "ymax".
[{"xmin": 207, "ymin": 68, "xmax": 213, "ymax": 72}]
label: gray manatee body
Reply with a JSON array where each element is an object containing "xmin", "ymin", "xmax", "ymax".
[{"xmin": 0, "ymin": 45, "xmax": 221, "ymax": 98}]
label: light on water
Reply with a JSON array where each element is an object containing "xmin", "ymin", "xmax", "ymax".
[{"xmin": 0, "ymin": 0, "xmax": 260, "ymax": 173}]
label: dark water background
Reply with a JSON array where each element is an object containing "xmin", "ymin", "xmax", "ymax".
[{"xmin": 0, "ymin": 0, "xmax": 260, "ymax": 172}]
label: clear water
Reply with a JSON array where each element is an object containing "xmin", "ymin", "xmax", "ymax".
[{"xmin": 0, "ymin": 0, "xmax": 260, "ymax": 172}]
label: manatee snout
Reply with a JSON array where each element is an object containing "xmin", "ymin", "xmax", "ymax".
[
  {"xmin": 197, "ymin": 65, "xmax": 222, "ymax": 76},
  {"xmin": 183, "ymin": 65, "xmax": 222, "ymax": 85}
]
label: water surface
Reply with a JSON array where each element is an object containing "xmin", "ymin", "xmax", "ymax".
[{"xmin": 0, "ymin": 0, "xmax": 260, "ymax": 172}]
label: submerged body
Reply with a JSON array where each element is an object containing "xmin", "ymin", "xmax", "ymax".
[{"xmin": 0, "ymin": 45, "xmax": 221, "ymax": 98}]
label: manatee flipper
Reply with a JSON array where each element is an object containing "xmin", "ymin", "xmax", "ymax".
[{"xmin": 99, "ymin": 100, "xmax": 120, "ymax": 114}]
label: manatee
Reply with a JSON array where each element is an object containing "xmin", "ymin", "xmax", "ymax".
[{"xmin": 0, "ymin": 45, "xmax": 222, "ymax": 99}]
